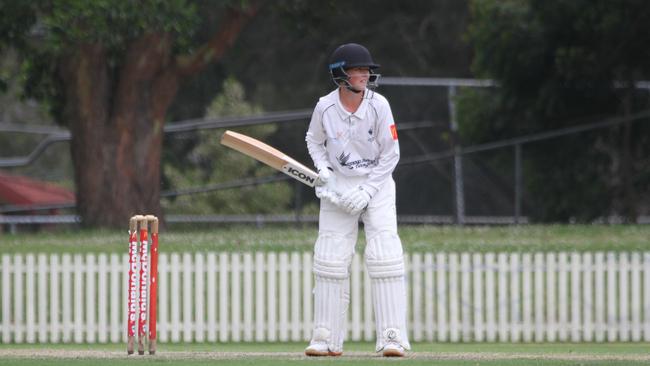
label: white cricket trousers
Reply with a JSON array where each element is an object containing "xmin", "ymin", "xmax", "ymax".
[{"xmin": 310, "ymin": 174, "xmax": 411, "ymax": 352}]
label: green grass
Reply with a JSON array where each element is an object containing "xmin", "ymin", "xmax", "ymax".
[
  {"xmin": 2, "ymin": 341, "xmax": 648, "ymax": 354},
  {"xmin": 0, "ymin": 342, "xmax": 649, "ymax": 366},
  {"xmin": 0, "ymin": 359, "xmax": 646, "ymax": 366},
  {"xmin": 1, "ymin": 224, "xmax": 649, "ymax": 254}
]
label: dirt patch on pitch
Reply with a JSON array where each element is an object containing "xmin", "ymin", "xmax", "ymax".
[{"xmin": 1, "ymin": 349, "xmax": 650, "ymax": 362}]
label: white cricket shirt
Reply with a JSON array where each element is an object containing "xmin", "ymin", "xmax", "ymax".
[{"xmin": 305, "ymin": 88, "xmax": 400, "ymax": 196}]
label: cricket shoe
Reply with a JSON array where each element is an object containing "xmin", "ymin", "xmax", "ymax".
[
  {"xmin": 304, "ymin": 341, "xmax": 342, "ymax": 357},
  {"xmin": 382, "ymin": 342, "xmax": 405, "ymax": 357}
]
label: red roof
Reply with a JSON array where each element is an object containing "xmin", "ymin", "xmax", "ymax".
[{"xmin": 0, "ymin": 171, "xmax": 75, "ymax": 206}]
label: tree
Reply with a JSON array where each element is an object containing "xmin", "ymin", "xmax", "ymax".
[
  {"xmin": 1, "ymin": 0, "xmax": 259, "ymax": 227},
  {"xmin": 162, "ymin": 77, "xmax": 293, "ymax": 215},
  {"xmin": 460, "ymin": 0, "xmax": 650, "ymax": 222},
  {"xmin": 0, "ymin": 49, "xmax": 74, "ymax": 185}
]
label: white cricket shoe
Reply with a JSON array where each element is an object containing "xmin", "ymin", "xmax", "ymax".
[
  {"xmin": 382, "ymin": 342, "xmax": 405, "ymax": 357},
  {"xmin": 304, "ymin": 341, "xmax": 342, "ymax": 357}
]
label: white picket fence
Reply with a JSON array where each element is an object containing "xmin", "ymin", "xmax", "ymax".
[{"xmin": 2, "ymin": 251, "xmax": 650, "ymax": 343}]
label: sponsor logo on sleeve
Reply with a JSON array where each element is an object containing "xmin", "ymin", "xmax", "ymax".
[{"xmin": 390, "ymin": 124, "xmax": 398, "ymax": 140}]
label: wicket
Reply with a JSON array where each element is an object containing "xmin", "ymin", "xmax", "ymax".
[{"xmin": 127, "ymin": 215, "xmax": 159, "ymax": 355}]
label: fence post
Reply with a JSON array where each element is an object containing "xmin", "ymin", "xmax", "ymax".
[
  {"xmin": 448, "ymin": 85, "xmax": 465, "ymax": 225},
  {"xmin": 255, "ymin": 253, "xmax": 265, "ymax": 342},
  {"xmin": 448, "ymin": 253, "xmax": 460, "ymax": 342},
  {"xmin": 182, "ymin": 253, "xmax": 193, "ymax": 342},
  {"xmin": 643, "ymin": 252, "xmax": 650, "ymax": 341},
  {"xmin": 219, "ymin": 253, "xmax": 229, "ymax": 342},
  {"xmin": 631, "ymin": 252, "xmax": 641, "ymax": 341},
  {"xmin": 509, "ymin": 253, "xmax": 521, "ymax": 342},
  {"xmin": 583, "ymin": 253, "xmax": 593, "ymax": 342},
  {"xmin": 231, "ymin": 252, "xmax": 241, "ymax": 342},
  {"xmin": 607, "ymin": 252, "xmax": 618, "ymax": 342},
  {"xmin": 484, "ymin": 253, "xmax": 496, "ymax": 342},
  {"xmin": 619, "ymin": 252, "xmax": 629, "ymax": 341},
  {"xmin": 594, "ymin": 252, "xmax": 605, "ymax": 342},
  {"xmin": 2, "ymin": 255, "xmax": 12, "ymax": 343},
  {"xmin": 37, "ymin": 254, "xmax": 48, "ymax": 343},
  {"xmin": 424, "ymin": 253, "xmax": 435, "ymax": 342},
  {"xmin": 546, "ymin": 253, "xmax": 557, "ymax": 342},
  {"xmin": 570, "ymin": 252, "xmax": 581, "ymax": 342},
  {"xmin": 497, "ymin": 253, "xmax": 508, "ymax": 341},
  {"xmin": 514, "ymin": 144, "xmax": 523, "ymax": 223},
  {"xmin": 533, "ymin": 253, "xmax": 544, "ymax": 342},
  {"xmin": 195, "ymin": 253, "xmax": 206, "ymax": 342},
  {"xmin": 473, "ymin": 253, "xmax": 484, "ymax": 342},
  {"xmin": 243, "ymin": 253, "xmax": 253, "ymax": 341},
  {"xmin": 436, "ymin": 253, "xmax": 448, "ymax": 342}
]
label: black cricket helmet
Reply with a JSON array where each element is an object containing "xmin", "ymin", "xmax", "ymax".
[{"xmin": 328, "ymin": 43, "xmax": 381, "ymax": 90}]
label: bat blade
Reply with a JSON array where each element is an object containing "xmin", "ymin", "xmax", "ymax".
[{"xmin": 220, "ymin": 130, "xmax": 319, "ymax": 187}]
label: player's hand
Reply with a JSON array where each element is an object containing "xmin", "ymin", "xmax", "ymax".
[
  {"xmin": 315, "ymin": 185, "xmax": 328, "ymax": 199},
  {"xmin": 340, "ymin": 186, "xmax": 371, "ymax": 215},
  {"xmin": 315, "ymin": 186, "xmax": 343, "ymax": 206},
  {"xmin": 316, "ymin": 167, "xmax": 332, "ymax": 186},
  {"xmin": 315, "ymin": 173, "xmax": 344, "ymax": 207}
]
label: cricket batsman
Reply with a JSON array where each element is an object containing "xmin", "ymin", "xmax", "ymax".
[{"xmin": 304, "ymin": 43, "xmax": 410, "ymax": 357}]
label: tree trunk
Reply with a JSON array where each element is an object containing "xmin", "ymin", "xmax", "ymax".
[
  {"xmin": 59, "ymin": 44, "xmax": 113, "ymax": 227},
  {"xmin": 58, "ymin": 6, "xmax": 259, "ymax": 228},
  {"xmin": 60, "ymin": 36, "xmax": 171, "ymax": 227}
]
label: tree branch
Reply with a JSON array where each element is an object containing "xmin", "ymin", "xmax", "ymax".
[{"xmin": 175, "ymin": 3, "xmax": 260, "ymax": 78}]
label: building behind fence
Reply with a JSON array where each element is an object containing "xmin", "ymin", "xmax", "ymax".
[{"xmin": 2, "ymin": 251, "xmax": 650, "ymax": 344}]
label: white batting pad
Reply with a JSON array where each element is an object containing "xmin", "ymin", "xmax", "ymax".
[
  {"xmin": 311, "ymin": 233, "xmax": 354, "ymax": 353},
  {"xmin": 365, "ymin": 232, "xmax": 411, "ymax": 351}
]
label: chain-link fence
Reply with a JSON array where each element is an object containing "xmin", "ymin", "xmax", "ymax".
[{"xmin": 1, "ymin": 78, "xmax": 649, "ymax": 230}]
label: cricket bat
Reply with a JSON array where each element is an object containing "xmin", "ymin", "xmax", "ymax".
[{"xmin": 220, "ymin": 130, "xmax": 320, "ymax": 187}]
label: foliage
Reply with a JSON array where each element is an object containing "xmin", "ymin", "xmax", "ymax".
[
  {"xmin": 162, "ymin": 77, "xmax": 293, "ymax": 215},
  {"xmin": 42, "ymin": 0, "xmax": 198, "ymax": 55},
  {"xmin": 0, "ymin": 50, "xmax": 73, "ymax": 184},
  {"xmin": 459, "ymin": 0, "xmax": 650, "ymax": 222},
  {"xmin": 11, "ymin": 0, "xmax": 201, "ymax": 125},
  {"xmin": 0, "ymin": 2, "xmax": 37, "ymax": 89}
]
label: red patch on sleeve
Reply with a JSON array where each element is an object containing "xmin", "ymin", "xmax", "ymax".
[{"xmin": 390, "ymin": 124, "xmax": 398, "ymax": 140}]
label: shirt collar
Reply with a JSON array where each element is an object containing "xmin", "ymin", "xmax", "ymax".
[{"xmin": 335, "ymin": 89, "xmax": 369, "ymax": 121}]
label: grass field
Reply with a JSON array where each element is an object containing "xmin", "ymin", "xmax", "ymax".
[
  {"xmin": 1, "ymin": 342, "xmax": 650, "ymax": 365},
  {"xmin": 2, "ymin": 224, "xmax": 649, "ymax": 254}
]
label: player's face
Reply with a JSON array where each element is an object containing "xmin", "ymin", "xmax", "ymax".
[{"xmin": 346, "ymin": 67, "xmax": 370, "ymax": 90}]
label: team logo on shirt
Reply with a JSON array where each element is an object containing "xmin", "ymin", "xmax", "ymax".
[
  {"xmin": 367, "ymin": 128, "xmax": 375, "ymax": 142},
  {"xmin": 390, "ymin": 124, "xmax": 398, "ymax": 140},
  {"xmin": 337, "ymin": 151, "xmax": 378, "ymax": 170},
  {"xmin": 337, "ymin": 151, "xmax": 351, "ymax": 166}
]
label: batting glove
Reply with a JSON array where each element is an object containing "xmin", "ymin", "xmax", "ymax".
[
  {"xmin": 316, "ymin": 167, "xmax": 332, "ymax": 186},
  {"xmin": 315, "ymin": 186, "xmax": 343, "ymax": 207},
  {"xmin": 340, "ymin": 186, "xmax": 372, "ymax": 215},
  {"xmin": 315, "ymin": 173, "xmax": 344, "ymax": 207}
]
